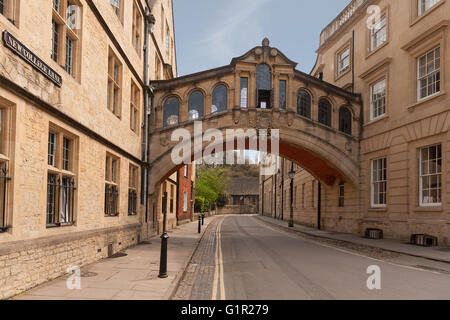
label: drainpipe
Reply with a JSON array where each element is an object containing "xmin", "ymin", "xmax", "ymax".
[
  {"xmin": 143, "ymin": 7, "xmax": 156, "ymax": 229},
  {"xmin": 318, "ymin": 182, "xmax": 322, "ymax": 230},
  {"xmin": 351, "ymin": 30, "xmax": 355, "ymax": 93}
]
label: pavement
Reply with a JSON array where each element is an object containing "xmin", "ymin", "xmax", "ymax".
[
  {"xmin": 257, "ymin": 215, "xmax": 450, "ymax": 264},
  {"xmin": 12, "ymin": 216, "xmax": 214, "ymax": 300}
]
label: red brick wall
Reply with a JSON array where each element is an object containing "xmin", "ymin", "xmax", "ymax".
[{"xmin": 177, "ymin": 164, "xmax": 193, "ymax": 222}]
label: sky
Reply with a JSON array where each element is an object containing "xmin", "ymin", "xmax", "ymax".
[{"xmin": 173, "ymin": 0, "xmax": 351, "ymax": 77}]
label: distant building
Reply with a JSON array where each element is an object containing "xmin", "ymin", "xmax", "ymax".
[{"xmin": 219, "ymin": 178, "xmax": 259, "ymax": 215}]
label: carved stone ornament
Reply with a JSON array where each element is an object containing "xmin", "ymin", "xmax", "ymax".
[
  {"xmin": 287, "ymin": 111, "xmax": 294, "ymax": 127},
  {"xmin": 160, "ymin": 132, "xmax": 170, "ymax": 147},
  {"xmin": 270, "ymin": 48, "xmax": 278, "ymax": 57}
]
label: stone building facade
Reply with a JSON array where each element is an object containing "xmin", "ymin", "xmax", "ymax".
[
  {"xmin": 0, "ymin": 0, "xmax": 176, "ymax": 299},
  {"xmin": 219, "ymin": 177, "xmax": 259, "ymax": 215},
  {"xmin": 261, "ymin": 0, "xmax": 450, "ymax": 246}
]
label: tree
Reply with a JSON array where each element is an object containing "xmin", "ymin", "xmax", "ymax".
[{"xmin": 195, "ymin": 167, "xmax": 229, "ymax": 212}]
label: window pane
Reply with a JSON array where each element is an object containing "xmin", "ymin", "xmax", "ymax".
[
  {"xmin": 297, "ymin": 91, "xmax": 311, "ymax": 118},
  {"xmin": 48, "ymin": 132, "xmax": 56, "ymax": 166},
  {"xmin": 240, "ymin": 78, "xmax": 248, "ymax": 108},
  {"xmin": 51, "ymin": 21, "xmax": 59, "ymax": 62},
  {"xmin": 212, "ymin": 85, "xmax": 227, "ymax": 114},
  {"xmin": 188, "ymin": 91, "xmax": 204, "ymax": 120},
  {"xmin": 256, "ymin": 64, "xmax": 271, "ymax": 90},
  {"xmin": 279, "ymin": 80, "xmax": 286, "ymax": 110},
  {"xmin": 65, "ymin": 36, "xmax": 74, "ymax": 75},
  {"xmin": 163, "ymin": 97, "xmax": 180, "ymax": 127},
  {"xmin": 318, "ymin": 99, "xmax": 331, "ymax": 127},
  {"xmin": 63, "ymin": 137, "xmax": 70, "ymax": 171}
]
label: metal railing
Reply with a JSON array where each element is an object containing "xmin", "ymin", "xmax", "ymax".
[
  {"xmin": 0, "ymin": 163, "xmax": 11, "ymax": 231},
  {"xmin": 128, "ymin": 189, "xmax": 137, "ymax": 216},
  {"xmin": 105, "ymin": 184, "xmax": 119, "ymax": 216},
  {"xmin": 46, "ymin": 174, "xmax": 76, "ymax": 227},
  {"xmin": 319, "ymin": 0, "xmax": 370, "ymax": 47}
]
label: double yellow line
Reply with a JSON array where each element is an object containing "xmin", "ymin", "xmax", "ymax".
[{"xmin": 212, "ymin": 217, "xmax": 226, "ymax": 300}]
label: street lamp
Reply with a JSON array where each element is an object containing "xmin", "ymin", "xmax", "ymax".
[{"xmin": 288, "ymin": 163, "xmax": 295, "ymax": 228}]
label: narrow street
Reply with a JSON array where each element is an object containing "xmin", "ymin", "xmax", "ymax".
[{"xmin": 174, "ymin": 215, "xmax": 450, "ymax": 300}]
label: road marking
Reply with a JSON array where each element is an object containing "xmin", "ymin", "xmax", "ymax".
[
  {"xmin": 212, "ymin": 217, "xmax": 226, "ymax": 300},
  {"xmin": 251, "ymin": 217, "xmax": 450, "ymax": 276}
]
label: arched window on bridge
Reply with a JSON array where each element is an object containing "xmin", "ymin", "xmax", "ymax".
[
  {"xmin": 256, "ymin": 64, "xmax": 272, "ymax": 109},
  {"xmin": 297, "ymin": 90, "xmax": 311, "ymax": 119},
  {"xmin": 188, "ymin": 90, "xmax": 204, "ymax": 121},
  {"xmin": 163, "ymin": 97, "xmax": 180, "ymax": 127},
  {"xmin": 339, "ymin": 106, "xmax": 352, "ymax": 135},
  {"xmin": 212, "ymin": 85, "xmax": 227, "ymax": 114},
  {"xmin": 318, "ymin": 98, "xmax": 332, "ymax": 127}
]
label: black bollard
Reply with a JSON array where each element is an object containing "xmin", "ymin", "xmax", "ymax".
[
  {"xmin": 198, "ymin": 215, "xmax": 201, "ymax": 234},
  {"xmin": 158, "ymin": 232, "xmax": 169, "ymax": 278},
  {"xmin": 202, "ymin": 214, "xmax": 205, "ymax": 225},
  {"xmin": 159, "ymin": 198, "xmax": 169, "ymax": 279}
]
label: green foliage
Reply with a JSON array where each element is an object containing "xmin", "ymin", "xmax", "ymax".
[{"xmin": 195, "ymin": 167, "xmax": 230, "ymax": 210}]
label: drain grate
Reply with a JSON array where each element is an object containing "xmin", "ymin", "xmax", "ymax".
[{"xmin": 81, "ymin": 271, "xmax": 98, "ymax": 278}]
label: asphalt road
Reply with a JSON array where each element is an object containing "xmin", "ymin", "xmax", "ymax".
[{"xmin": 206, "ymin": 215, "xmax": 450, "ymax": 300}]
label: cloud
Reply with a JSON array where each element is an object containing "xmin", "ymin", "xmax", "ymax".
[{"xmin": 194, "ymin": 0, "xmax": 272, "ymax": 65}]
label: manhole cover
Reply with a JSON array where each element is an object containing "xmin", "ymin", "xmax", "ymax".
[
  {"xmin": 81, "ymin": 271, "xmax": 98, "ymax": 278},
  {"xmin": 109, "ymin": 252, "xmax": 128, "ymax": 259}
]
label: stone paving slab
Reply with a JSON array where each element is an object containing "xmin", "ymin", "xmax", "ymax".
[
  {"xmin": 12, "ymin": 217, "xmax": 215, "ymax": 300},
  {"xmin": 257, "ymin": 215, "xmax": 450, "ymax": 264}
]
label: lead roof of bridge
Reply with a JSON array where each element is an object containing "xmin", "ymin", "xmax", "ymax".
[{"xmin": 150, "ymin": 38, "xmax": 362, "ymax": 104}]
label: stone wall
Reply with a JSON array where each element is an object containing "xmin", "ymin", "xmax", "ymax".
[{"xmin": 0, "ymin": 224, "xmax": 140, "ymax": 299}]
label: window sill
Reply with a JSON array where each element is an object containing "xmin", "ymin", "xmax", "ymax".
[
  {"xmin": 46, "ymin": 223, "xmax": 61, "ymax": 229},
  {"xmin": 335, "ymin": 68, "xmax": 351, "ymax": 82},
  {"xmin": 368, "ymin": 207, "xmax": 388, "ymax": 212},
  {"xmin": 410, "ymin": 0, "xmax": 446, "ymax": 27},
  {"xmin": 407, "ymin": 91, "xmax": 446, "ymax": 110},
  {"xmin": 366, "ymin": 41, "xmax": 389, "ymax": 59},
  {"xmin": 105, "ymin": 214, "xmax": 119, "ymax": 218},
  {"xmin": 414, "ymin": 206, "xmax": 443, "ymax": 213},
  {"xmin": 364, "ymin": 114, "xmax": 389, "ymax": 127}
]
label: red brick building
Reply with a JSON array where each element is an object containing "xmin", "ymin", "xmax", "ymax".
[{"xmin": 176, "ymin": 164, "xmax": 195, "ymax": 224}]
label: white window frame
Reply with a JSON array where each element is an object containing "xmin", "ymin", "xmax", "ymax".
[
  {"xmin": 418, "ymin": 0, "xmax": 440, "ymax": 15},
  {"xmin": 370, "ymin": 15, "xmax": 386, "ymax": 51},
  {"xmin": 183, "ymin": 191, "xmax": 188, "ymax": 212},
  {"xmin": 419, "ymin": 144, "xmax": 442, "ymax": 207},
  {"xmin": 371, "ymin": 158, "xmax": 387, "ymax": 208},
  {"xmin": 338, "ymin": 47, "xmax": 350, "ymax": 76},
  {"xmin": 417, "ymin": 47, "xmax": 440, "ymax": 101},
  {"xmin": 370, "ymin": 78, "xmax": 386, "ymax": 120}
]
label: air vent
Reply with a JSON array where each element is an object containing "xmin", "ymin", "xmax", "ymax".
[
  {"xmin": 411, "ymin": 234, "xmax": 438, "ymax": 247},
  {"xmin": 365, "ymin": 228, "xmax": 383, "ymax": 240}
]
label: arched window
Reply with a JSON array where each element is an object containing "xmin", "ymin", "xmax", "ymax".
[
  {"xmin": 339, "ymin": 106, "xmax": 352, "ymax": 135},
  {"xmin": 163, "ymin": 97, "xmax": 180, "ymax": 127},
  {"xmin": 318, "ymin": 98, "xmax": 332, "ymax": 127},
  {"xmin": 297, "ymin": 90, "xmax": 311, "ymax": 118},
  {"xmin": 256, "ymin": 64, "xmax": 272, "ymax": 108},
  {"xmin": 212, "ymin": 85, "xmax": 227, "ymax": 114},
  {"xmin": 188, "ymin": 90, "xmax": 204, "ymax": 120}
]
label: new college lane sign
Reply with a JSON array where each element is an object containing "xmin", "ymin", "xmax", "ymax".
[{"xmin": 2, "ymin": 30, "xmax": 62, "ymax": 87}]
